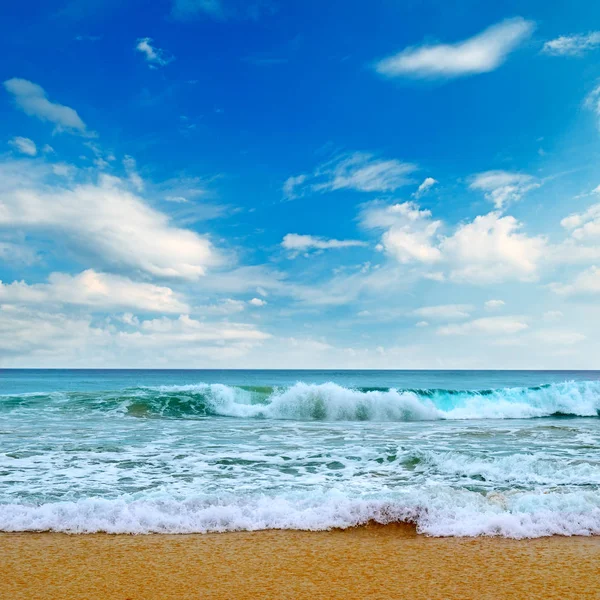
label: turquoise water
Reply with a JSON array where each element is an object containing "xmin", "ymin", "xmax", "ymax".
[{"xmin": 1, "ymin": 370, "xmax": 599, "ymax": 537}]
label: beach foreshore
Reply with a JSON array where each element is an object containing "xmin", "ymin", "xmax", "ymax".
[{"xmin": 1, "ymin": 524, "xmax": 598, "ymax": 599}]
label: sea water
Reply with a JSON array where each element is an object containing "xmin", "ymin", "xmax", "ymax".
[{"xmin": 1, "ymin": 369, "xmax": 599, "ymax": 538}]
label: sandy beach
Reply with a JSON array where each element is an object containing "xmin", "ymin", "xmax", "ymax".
[{"xmin": 1, "ymin": 525, "xmax": 598, "ymax": 599}]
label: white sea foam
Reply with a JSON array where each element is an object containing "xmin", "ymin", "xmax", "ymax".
[
  {"xmin": 139, "ymin": 380, "xmax": 600, "ymax": 421},
  {"xmin": 1, "ymin": 489, "xmax": 599, "ymax": 538}
]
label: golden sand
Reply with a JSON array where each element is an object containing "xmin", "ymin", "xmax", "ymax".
[{"xmin": 1, "ymin": 525, "xmax": 598, "ymax": 599}]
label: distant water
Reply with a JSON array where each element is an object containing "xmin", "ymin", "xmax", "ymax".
[{"xmin": 1, "ymin": 369, "xmax": 599, "ymax": 538}]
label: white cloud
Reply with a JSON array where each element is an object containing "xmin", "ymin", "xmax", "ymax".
[
  {"xmin": 0, "ymin": 306, "xmax": 270, "ymax": 366},
  {"xmin": 249, "ymin": 297, "xmax": 267, "ymax": 307},
  {"xmin": 469, "ymin": 170, "xmax": 539, "ymax": 209},
  {"xmin": 3, "ymin": 78, "xmax": 90, "ymax": 136},
  {"xmin": 413, "ymin": 176, "xmax": 438, "ymax": 199},
  {"xmin": 437, "ymin": 316, "xmax": 528, "ymax": 336},
  {"xmin": 542, "ymin": 32, "xmax": 600, "ymax": 56},
  {"xmin": 561, "ymin": 202, "xmax": 600, "ymax": 240},
  {"xmin": 484, "ymin": 299, "xmax": 505, "ymax": 310},
  {"xmin": 534, "ymin": 329, "xmax": 585, "ymax": 345},
  {"xmin": 415, "ymin": 321, "xmax": 429, "ymax": 327},
  {"xmin": 282, "ymin": 233, "xmax": 367, "ymax": 256},
  {"xmin": 286, "ymin": 152, "xmax": 418, "ymax": 198},
  {"xmin": 363, "ymin": 199, "xmax": 546, "ymax": 284},
  {"xmin": 585, "ymin": 84, "xmax": 600, "ymax": 126},
  {"xmin": 412, "ymin": 304, "xmax": 472, "ymax": 320},
  {"xmin": 201, "ymin": 298, "xmax": 247, "ymax": 315},
  {"xmin": 138, "ymin": 314, "xmax": 270, "ymax": 342},
  {"xmin": 282, "ymin": 174, "xmax": 307, "ymax": 200},
  {"xmin": 375, "ymin": 17, "xmax": 534, "ymax": 79},
  {"xmin": 0, "ymin": 159, "xmax": 219, "ymax": 280},
  {"xmin": 135, "ymin": 38, "xmax": 174, "ymax": 68},
  {"xmin": 441, "ymin": 212, "xmax": 546, "ymax": 284},
  {"xmin": 9, "ymin": 136, "xmax": 37, "ymax": 156},
  {"xmin": 123, "ymin": 155, "xmax": 144, "ymax": 191},
  {"xmin": 0, "ymin": 270, "xmax": 189, "ymax": 313},
  {"xmin": 361, "ymin": 201, "xmax": 442, "ymax": 264},
  {"xmin": 549, "ymin": 265, "xmax": 600, "ymax": 296}
]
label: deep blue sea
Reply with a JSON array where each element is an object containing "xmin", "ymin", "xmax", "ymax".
[{"xmin": 1, "ymin": 369, "xmax": 599, "ymax": 537}]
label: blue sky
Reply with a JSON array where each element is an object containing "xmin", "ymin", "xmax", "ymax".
[{"xmin": 2, "ymin": 0, "xmax": 600, "ymax": 368}]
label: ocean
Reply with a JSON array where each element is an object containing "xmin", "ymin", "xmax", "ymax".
[{"xmin": 1, "ymin": 369, "xmax": 599, "ymax": 538}]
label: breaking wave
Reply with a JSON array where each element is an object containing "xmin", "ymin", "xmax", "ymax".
[
  {"xmin": 2, "ymin": 488, "xmax": 599, "ymax": 538},
  {"xmin": 3, "ymin": 380, "xmax": 600, "ymax": 421}
]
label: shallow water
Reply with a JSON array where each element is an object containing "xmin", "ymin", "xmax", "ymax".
[{"xmin": 1, "ymin": 369, "xmax": 599, "ymax": 537}]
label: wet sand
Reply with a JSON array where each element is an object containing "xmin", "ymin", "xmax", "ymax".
[{"xmin": 1, "ymin": 524, "xmax": 598, "ymax": 599}]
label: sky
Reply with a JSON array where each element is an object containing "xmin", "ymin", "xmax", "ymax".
[{"xmin": 2, "ymin": 0, "xmax": 600, "ymax": 368}]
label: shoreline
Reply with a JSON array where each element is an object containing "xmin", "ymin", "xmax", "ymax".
[{"xmin": 2, "ymin": 524, "xmax": 599, "ymax": 599}]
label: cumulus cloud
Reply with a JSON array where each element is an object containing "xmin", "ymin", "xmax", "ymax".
[
  {"xmin": 9, "ymin": 136, "xmax": 37, "ymax": 156},
  {"xmin": 282, "ymin": 233, "xmax": 367, "ymax": 256},
  {"xmin": 375, "ymin": 17, "xmax": 534, "ymax": 79},
  {"xmin": 437, "ymin": 316, "xmax": 528, "ymax": 336},
  {"xmin": 561, "ymin": 202, "xmax": 600, "ymax": 240},
  {"xmin": 135, "ymin": 38, "xmax": 174, "ymax": 68},
  {"xmin": 469, "ymin": 170, "xmax": 539, "ymax": 209},
  {"xmin": 3, "ymin": 78, "xmax": 90, "ymax": 136},
  {"xmin": 542, "ymin": 32, "xmax": 600, "ymax": 56},
  {"xmin": 361, "ymin": 201, "xmax": 442, "ymax": 264},
  {"xmin": 0, "ymin": 159, "xmax": 219, "ymax": 280},
  {"xmin": 441, "ymin": 212, "xmax": 547, "ymax": 284},
  {"xmin": 285, "ymin": 152, "xmax": 417, "ymax": 199},
  {"xmin": 0, "ymin": 270, "xmax": 189, "ymax": 313},
  {"xmin": 413, "ymin": 177, "xmax": 438, "ymax": 199},
  {"xmin": 249, "ymin": 297, "xmax": 267, "ymax": 306},
  {"xmin": 411, "ymin": 304, "xmax": 472, "ymax": 320},
  {"xmin": 0, "ymin": 306, "xmax": 270, "ymax": 366},
  {"xmin": 362, "ymin": 200, "xmax": 546, "ymax": 283},
  {"xmin": 549, "ymin": 266, "xmax": 600, "ymax": 296}
]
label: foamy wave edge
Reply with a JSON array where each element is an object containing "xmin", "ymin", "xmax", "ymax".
[
  {"xmin": 139, "ymin": 380, "xmax": 600, "ymax": 421},
  {"xmin": 2, "ymin": 490, "xmax": 600, "ymax": 538}
]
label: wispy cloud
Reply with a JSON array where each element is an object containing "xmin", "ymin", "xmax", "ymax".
[
  {"xmin": 135, "ymin": 38, "xmax": 174, "ymax": 68},
  {"xmin": 3, "ymin": 78, "xmax": 91, "ymax": 136},
  {"xmin": 284, "ymin": 152, "xmax": 417, "ymax": 199},
  {"xmin": 411, "ymin": 304, "xmax": 472, "ymax": 320},
  {"xmin": 542, "ymin": 32, "xmax": 600, "ymax": 56},
  {"xmin": 172, "ymin": 0, "xmax": 225, "ymax": 20},
  {"xmin": 375, "ymin": 17, "xmax": 534, "ymax": 80},
  {"xmin": 0, "ymin": 270, "xmax": 189, "ymax": 313},
  {"xmin": 171, "ymin": 0, "xmax": 274, "ymax": 21},
  {"xmin": 585, "ymin": 84, "xmax": 600, "ymax": 128},
  {"xmin": 0, "ymin": 159, "xmax": 219, "ymax": 280},
  {"xmin": 282, "ymin": 233, "xmax": 367, "ymax": 257},
  {"xmin": 8, "ymin": 136, "xmax": 37, "ymax": 156},
  {"xmin": 413, "ymin": 176, "xmax": 438, "ymax": 199},
  {"xmin": 484, "ymin": 299, "xmax": 505, "ymax": 310},
  {"xmin": 437, "ymin": 316, "xmax": 528, "ymax": 336},
  {"xmin": 469, "ymin": 170, "xmax": 539, "ymax": 209}
]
